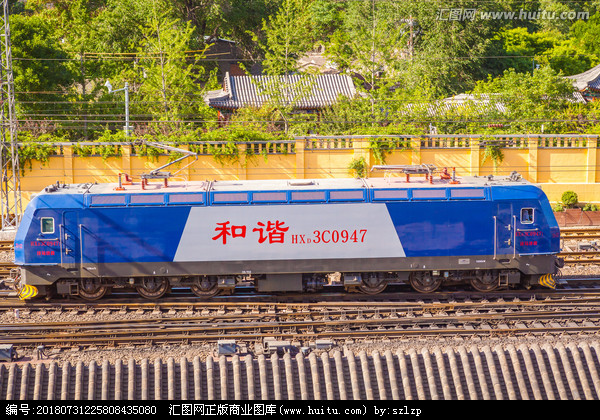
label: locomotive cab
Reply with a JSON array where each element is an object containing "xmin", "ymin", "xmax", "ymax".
[{"xmin": 491, "ymin": 186, "xmax": 560, "ymax": 290}]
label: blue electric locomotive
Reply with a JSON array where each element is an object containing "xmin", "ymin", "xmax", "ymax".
[{"xmin": 13, "ymin": 166, "xmax": 561, "ymax": 300}]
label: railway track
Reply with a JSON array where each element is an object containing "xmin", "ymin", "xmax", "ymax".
[
  {"xmin": 0, "ymin": 240, "xmax": 14, "ymax": 277},
  {"xmin": 2, "ymin": 295, "xmax": 600, "ymax": 349},
  {"xmin": 560, "ymin": 226, "xmax": 600, "ymax": 240},
  {"xmin": 0, "ymin": 262, "xmax": 14, "ymax": 277},
  {"xmin": 560, "ymin": 226, "xmax": 600, "ymax": 264}
]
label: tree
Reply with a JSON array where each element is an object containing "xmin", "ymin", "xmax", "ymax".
[
  {"xmin": 472, "ymin": 66, "xmax": 576, "ymax": 133},
  {"xmin": 242, "ymin": 0, "xmax": 316, "ymax": 133},
  {"xmin": 27, "ymin": 0, "xmax": 106, "ymax": 139},
  {"xmin": 326, "ymin": 0, "xmax": 411, "ymax": 88},
  {"xmin": 172, "ymin": 0, "xmax": 222, "ymax": 46},
  {"xmin": 486, "ymin": 26, "xmax": 599, "ymax": 77},
  {"xmin": 261, "ymin": 0, "xmax": 313, "ymax": 75},
  {"xmin": 135, "ymin": 0, "xmax": 214, "ymax": 131},
  {"xmin": 309, "ymin": 0, "xmax": 344, "ymax": 42},
  {"xmin": 494, "ymin": 27, "xmax": 560, "ymax": 74},
  {"xmin": 9, "ymin": 13, "xmax": 75, "ymax": 123}
]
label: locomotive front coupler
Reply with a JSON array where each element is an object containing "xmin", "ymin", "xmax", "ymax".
[{"xmin": 2, "ymin": 267, "xmax": 20, "ymax": 293}]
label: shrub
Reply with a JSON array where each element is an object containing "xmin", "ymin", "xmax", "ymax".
[
  {"xmin": 561, "ymin": 190, "xmax": 578, "ymax": 209},
  {"xmin": 348, "ymin": 156, "xmax": 367, "ymax": 178}
]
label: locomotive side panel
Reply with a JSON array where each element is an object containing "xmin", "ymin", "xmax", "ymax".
[
  {"xmin": 388, "ymin": 200, "xmax": 494, "ymax": 257},
  {"xmin": 174, "ymin": 203, "xmax": 405, "ymax": 262}
]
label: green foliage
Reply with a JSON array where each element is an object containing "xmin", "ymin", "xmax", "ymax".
[
  {"xmin": 326, "ymin": 1, "xmax": 409, "ymax": 84},
  {"xmin": 252, "ymin": 0, "xmax": 318, "ymax": 133},
  {"xmin": 569, "ymin": 12, "xmax": 600, "ymax": 59},
  {"xmin": 348, "ymin": 156, "xmax": 367, "ymax": 178},
  {"xmin": 72, "ymin": 130, "xmax": 125, "ymax": 160},
  {"xmin": 15, "ymin": 127, "xmax": 295, "ymax": 170},
  {"xmin": 309, "ymin": 0, "xmax": 344, "ymax": 41},
  {"xmin": 250, "ymin": 74, "xmax": 318, "ymax": 133},
  {"xmin": 18, "ymin": 133, "xmax": 62, "ymax": 173},
  {"xmin": 492, "ymin": 28, "xmax": 559, "ymax": 74},
  {"xmin": 472, "ymin": 66, "xmax": 576, "ymax": 133},
  {"xmin": 200, "ymin": 126, "xmax": 291, "ymax": 166},
  {"xmin": 489, "ymin": 25, "xmax": 599, "ymax": 77},
  {"xmin": 533, "ymin": 33, "xmax": 598, "ymax": 76},
  {"xmin": 481, "ymin": 136, "xmax": 505, "ymax": 169},
  {"xmin": 482, "ymin": 143, "xmax": 504, "ymax": 166},
  {"xmin": 10, "ymin": 13, "xmax": 75, "ymax": 116},
  {"xmin": 552, "ymin": 202, "xmax": 565, "ymax": 212},
  {"xmin": 214, "ymin": 0, "xmax": 281, "ymax": 61},
  {"xmin": 229, "ymin": 105, "xmax": 280, "ymax": 132},
  {"xmin": 369, "ymin": 137, "xmax": 412, "ymax": 165},
  {"xmin": 260, "ymin": 0, "xmax": 314, "ymax": 76},
  {"xmin": 135, "ymin": 1, "xmax": 208, "ymax": 123},
  {"xmin": 583, "ymin": 203, "xmax": 599, "ymax": 211},
  {"xmin": 561, "ymin": 190, "xmax": 579, "ymax": 209},
  {"xmin": 8, "ymin": 0, "xmax": 600, "ymax": 143}
]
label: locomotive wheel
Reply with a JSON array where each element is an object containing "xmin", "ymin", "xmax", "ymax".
[
  {"xmin": 190, "ymin": 276, "xmax": 220, "ymax": 297},
  {"xmin": 78, "ymin": 278, "xmax": 109, "ymax": 301},
  {"xmin": 358, "ymin": 276, "xmax": 388, "ymax": 294},
  {"xmin": 136, "ymin": 277, "xmax": 170, "ymax": 299},
  {"xmin": 470, "ymin": 272, "xmax": 498, "ymax": 292},
  {"xmin": 409, "ymin": 272, "xmax": 442, "ymax": 293}
]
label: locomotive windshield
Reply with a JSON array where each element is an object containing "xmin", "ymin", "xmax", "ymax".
[
  {"xmin": 520, "ymin": 208, "xmax": 534, "ymax": 224},
  {"xmin": 40, "ymin": 217, "xmax": 54, "ymax": 234}
]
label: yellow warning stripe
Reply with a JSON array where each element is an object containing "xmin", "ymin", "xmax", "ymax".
[
  {"xmin": 538, "ymin": 273, "xmax": 556, "ymax": 289},
  {"xmin": 18, "ymin": 284, "xmax": 38, "ymax": 300}
]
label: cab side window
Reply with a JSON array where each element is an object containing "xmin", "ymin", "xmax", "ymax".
[
  {"xmin": 520, "ymin": 208, "xmax": 534, "ymax": 224},
  {"xmin": 40, "ymin": 217, "xmax": 55, "ymax": 234}
]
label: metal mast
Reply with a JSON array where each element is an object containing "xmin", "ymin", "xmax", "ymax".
[{"xmin": 0, "ymin": 0, "xmax": 20, "ymax": 230}]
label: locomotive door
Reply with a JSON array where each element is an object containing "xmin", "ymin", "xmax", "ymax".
[
  {"xmin": 61, "ymin": 211, "xmax": 80, "ymax": 272},
  {"xmin": 494, "ymin": 203, "xmax": 516, "ymax": 259}
]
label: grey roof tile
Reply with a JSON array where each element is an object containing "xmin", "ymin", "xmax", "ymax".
[{"xmin": 205, "ymin": 72, "xmax": 357, "ymax": 110}]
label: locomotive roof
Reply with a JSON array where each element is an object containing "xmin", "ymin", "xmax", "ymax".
[{"xmin": 41, "ymin": 173, "xmax": 532, "ymax": 196}]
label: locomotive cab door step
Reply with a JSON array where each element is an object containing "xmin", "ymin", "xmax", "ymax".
[{"xmin": 499, "ymin": 271, "xmax": 509, "ymax": 287}]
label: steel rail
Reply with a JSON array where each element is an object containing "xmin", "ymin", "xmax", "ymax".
[
  {"xmin": 3, "ymin": 315, "xmax": 600, "ymax": 347},
  {"xmin": 3, "ymin": 302, "xmax": 600, "ymax": 348}
]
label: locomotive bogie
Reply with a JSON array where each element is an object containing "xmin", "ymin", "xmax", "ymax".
[{"xmin": 28, "ymin": 267, "xmax": 548, "ymax": 299}]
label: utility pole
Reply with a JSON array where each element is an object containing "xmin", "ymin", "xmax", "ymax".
[
  {"xmin": 408, "ymin": 16, "xmax": 414, "ymax": 59},
  {"xmin": 0, "ymin": 0, "xmax": 21, "ymax": 230},
  {"xmin": 105, "ymin": 80, "xmax": 131, "ymax": 137},
  {"xmin": 370, "ymin": 0, "xmax": 376, "ymax": 119}
]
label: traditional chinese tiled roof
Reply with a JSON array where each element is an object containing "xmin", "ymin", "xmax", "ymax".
[
  {"xmin": 437, "ymin": 93, "xmax": 508, "ymax": 114},
  {"xmin": 409, "ymin": 91, "xmax": 585, "ymax": 117},
  {"xmin": 567, "ymin": 64, "xmax": 600, "ymax": 92},
  {"xmin": 204, "ymin": 72, "xmax": 357, "ymax": 110},
  {"xmin": 401, "ymin": 94, "xmax": 508, "ymax": 117}
]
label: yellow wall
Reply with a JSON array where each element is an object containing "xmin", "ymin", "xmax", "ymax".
[{"xmin": 12, "ymin": 136, "xmax": 600, "ymax": 205}]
